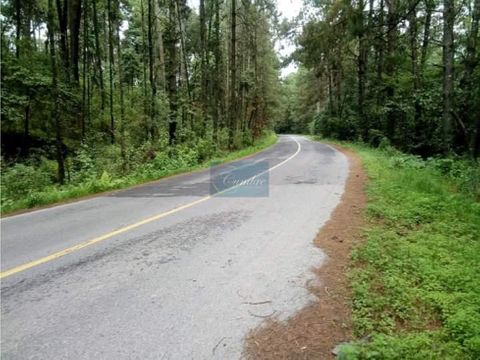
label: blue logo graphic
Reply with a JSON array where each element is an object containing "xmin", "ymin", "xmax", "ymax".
[{"xmin": 210, "ymin": 160, "xmax": 269, "ymax": 197}]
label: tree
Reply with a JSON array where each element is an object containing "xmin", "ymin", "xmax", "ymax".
[{"xmin": 442, "ymin": 0, "xmax": 454, "ymax": 151}]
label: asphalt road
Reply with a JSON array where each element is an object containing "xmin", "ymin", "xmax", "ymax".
[{"xmin": 1, "ymin": 135, "xmax": 349, "ymax": 359}]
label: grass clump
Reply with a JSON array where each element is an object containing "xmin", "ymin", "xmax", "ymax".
[
  {"xmin": 316, "ymin": 139, "xmax": 480, "ymax": 359},
  {"xmin": 1, "ymin": 131, "xmax": 277, "ymax": 215}
]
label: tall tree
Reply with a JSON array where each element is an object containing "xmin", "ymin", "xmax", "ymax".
[
  {"xmin": 166, "ymin": 0, "xmax": 178, "ymax": 144},
  {"xmin": 48, "ymin": 0, "xmax": 66, "ymax": 184},
  {"xmin": 443, "ymin": 0, "xmax": 455, "ymax": 151},
  {"xmin": 229, "ymin": 0, "xmax": 237, "ymax": 147}
]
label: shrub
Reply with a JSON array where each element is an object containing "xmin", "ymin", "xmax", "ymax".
[{"xmin": 1, "ymin": 163, "xmax": 53, "ymax": 198}]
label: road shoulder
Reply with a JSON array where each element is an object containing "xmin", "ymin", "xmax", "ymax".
[{"xmin": 244, "ymin": 144, "xmax": 367, "ymax": 359}]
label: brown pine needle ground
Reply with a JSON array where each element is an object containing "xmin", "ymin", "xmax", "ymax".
[{"xmin": 244, "ymin": 146, "xmax": 367, "ymax": 359}]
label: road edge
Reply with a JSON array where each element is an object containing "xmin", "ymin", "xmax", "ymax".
[
  {"xmin": 244, "ymin": 143, "xmax": 367, "ymax": 359},
  {"xmin": 2, "ymin": 135, "xmax": 278, "ymax": 219}
]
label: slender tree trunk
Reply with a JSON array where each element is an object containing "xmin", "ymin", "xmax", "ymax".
[
  {"xmin": 357, "ymin": 0, "xmax": 367, "ymax": 139},
  {"xmin": 147, "ymin": 0, "xmax": 157, "ymax": 139},
  {"xmin": 15, "ymin": 0, "xmax": 21, "ymax": 58},
  {"xmin": 92, "ymin": 0, "xmax": 105, "ymax": 109},
  {"xmin": 69, "ymin": 0, "xmax": 82, "ymax": 83},
  {"xmin": 48, "ymin": 0, "xmax": 66, "ymax": 184},
  {"xmin": 376, "ymin": 0, "xmax": 385, "ymax": 105},
  {"xmin": 385, "ymin": 0, "xmax": 397, "ymax": 140},
  {"xmin": 81, "ymin": 0, "xmax": 88, "ymax": 139},
  {"xmin": 23, "ymin": 95, "xmax": 30, "ymax": 156},
  {"xmin": 167, "ymin": 0, "xmax": 178, "ymax": 144},
  {"xmin": 116, "ymin": 3, "xmax": 126, "ymax": 170},
  {"xmin": 107, "ymin": 0, "xmax": 115, "ymax": 143},
  {"xmin": 140, "ymin": 0, "xmax": 150, "ymax": 138},
  {"xmin": 175, "ymin": 0, "xmax": 191, "ymax": 102},
  {"xmin": 442, "ymin": 0, "xmax": 454, "ymax": 151},
  {"xmin": 200, "ymin": 0, "xmax": 207, "ymax": 108},
  {"xmin": 420, "ymin": 0, "xmax": 433, "ymax": 75},
  {"xmin": 157, "ymin": 25, "xmax": 166, "ymax": 91},
  {"xmin": 409, "ymin": 2, "xmax": 421, "ymax": 123},
  {"xmin": 213, "ymin": 0, "xmax": 221, "ymax": 141},
  {"xmin": 464, "ymin": 0, "xmax": 479, "ymax": 79},
  {"xmin": 229, "ymin": 0, "xmax": 237, "ymax": 148},
  {"xmin": 328, "ymin": 67, "xmax": 334, "ymax": 116},
  {"xmin": 462, "ymin": 0, "xmax": 480, "ymax": 155},
  {"xmin": 56, "ymin": 0, "xmax": 70, "ymax": 80}
]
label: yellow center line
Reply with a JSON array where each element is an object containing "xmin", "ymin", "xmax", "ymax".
[{"xmin": 0, "ymin": 136, "xmax": 302, "ymax": 279}]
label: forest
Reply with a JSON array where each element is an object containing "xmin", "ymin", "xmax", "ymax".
[
  {"xmin": 1, "ymin": 0, "xmax": 281, "ymax": 212},
  {"xmin": 277, "ymin": 0, "xmax": 480, "ymax": 158}
]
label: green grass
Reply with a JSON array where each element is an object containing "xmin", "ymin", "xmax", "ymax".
[
  {"xmin": 313, "ymin": 138, "xmax": 480, "ymax": 359},
  {"xmin": 1, "ymin": 132, "xmax": 277, "ymax": 215}
]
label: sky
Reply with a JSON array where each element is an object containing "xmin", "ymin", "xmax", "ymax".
[
  {"xmin": 275, "ymin": 0, "xmax": 302, "ymax": 77},
  {"xmin": 187, "ymin": 0, "xmax": 303, "ymax": 78}
]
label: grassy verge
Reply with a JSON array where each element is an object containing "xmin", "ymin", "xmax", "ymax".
[
  {"xmin": 313, "ymin": 137, "xmax": 480, "ymax": 359},
  {"xmin": 1, "ymin": 132, "xmax": 277, "ymax": 215}
]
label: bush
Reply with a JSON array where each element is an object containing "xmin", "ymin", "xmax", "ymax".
[
  {"xmin": 1, "ymin": 162, "xmax": 54, "ymax": 198},
  {"xmin": 1, "ymin": 130, "xmax": 276, "ymax": 214},
  {"xmin": 314, "ymin": 112, "xmax": 357, "ymax": 140}
]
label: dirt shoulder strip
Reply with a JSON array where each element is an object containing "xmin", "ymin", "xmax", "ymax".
[{"xmin": 244, "ymin": 145, "xmax": 367, "ymax": 359}]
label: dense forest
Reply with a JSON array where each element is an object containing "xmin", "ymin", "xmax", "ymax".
[
  {"xmin": 277, "ymin": 0, "xmax": 480, "ymax": 158},
  {"xmin": 1, "ymin": 0, "xmax": 282, "ymax": 155},
  {"xmin": 1, "ymin": 0, "xmax": 281, "ymax": 210}
]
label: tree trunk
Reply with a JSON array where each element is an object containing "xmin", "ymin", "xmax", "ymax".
[
  {"xmin": 48, "ymin": 0, "xmax": 66, "ymax": 184},
  {"xmin": 175, "ymin": 0, "xmax": 191, "ymax": 102},
  {"xmin": 442, "ymin": 0, "xmax": 454, "ymax": 151},
  {"xmin": 107, "ymin": 0, "xmax": 115, "ymax": 144},
  {"xmin": 213, "ymin": 0, "xmax": 222, "ymax": 141},
  {"xmin": 463, "ymin": 0, "xmax": 479, "ymax": 79},
  {"xmin": 357, "ymin": 0, "xmax": 367, "ymax": 139},
  {"xmin": 23, "ymin": 96, "xmax": 30, "ymax": 156},
  {"xmin": 15, "ymin": 0, "xmax": 21, "ymax": 58},
  {"xmin": 68, "ymin": 0, "xmax": 82, "ymax": 83},
  {"xmin": 56, "ymin": 0, "xmax": 70, "ymax": 80},
  {"xmin": 385, "ymin": 0, "xmax": 397, "ymax": 140},
  {"xmin": 156, "ymin": 20, "xmax": 166, "ymax": 91},
  {"xmin": 376, "ymin": 0, "xmax": 385, "ymax": 105},
  {"xmin": 462, "ymin": 0, "xmax": 479, "ymax": 155},
  {"xmin": 81, "ymin": 0, "xmax": 88, "ymax": 139},
  {"xmin": 420, "ymin": 0, "xmax": 433, "ymax": 75},
  {"xmin": 140, "ymin": 0, "xmax": 150, "ymax": 139},
  {"xmin": 116, "ymin": 4, "xmax": 126, "ymax": 170},
  {"xmin": 167, "ymin": 0, "xmax": 178, "ymax": 144},
  {"xmin": 409, "ymin": 2, "xmax": 421, "ymax": 123},
  {"xmin": 200, "ymin": 0, "xmax": 207, "ymax": 109},
  {"xmin": 147, "ymin": 0, "xmax": 157, "ymax": 139},
  {"xmin": 229, "ymin": 0, "xmax": 237, "ymax": 148},
  {"xmin": 92, "ymin": 0, "xmax": 105, "ymax": 109}
]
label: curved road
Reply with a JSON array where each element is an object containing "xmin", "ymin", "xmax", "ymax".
[{"xmin": 1, "ymin": 135, "xmax": 348, "ymax": 359}]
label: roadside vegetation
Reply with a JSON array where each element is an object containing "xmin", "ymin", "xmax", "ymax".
[
  {"xmin": 0, "ymin": 131, "xmax": 276, "ymax": 215},
  {"xmin": 322, "ymin": 140, "xmax": 480, "ymax": 359},
  {"xmin": 282, "ymin": 0, "xmax": 480, "ymax": 353},
  {"xmin": 1, "ymin": 0, "xmax": 282, "ymax": 214}
]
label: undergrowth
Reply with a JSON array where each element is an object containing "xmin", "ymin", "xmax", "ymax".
[
  {"xmin": 1, "ymin": 132, "xmax": 277, "ymax": 214},
  {"xmin": 314, "ymin": 138, "xmax": 480, "ymax": 359}
]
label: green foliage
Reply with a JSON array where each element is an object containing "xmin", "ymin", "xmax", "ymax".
[
  {"xmin": 1, "ymin": 0, "xmax": 281, "ymax": 210},
  {"xmin": 294, "ymin": 0, "xmax": 480, "ymax": 157},
  {"xmin": 0, "ymin": 132, "xmax": 277, "ymax": 214},
  {"xmin": 333, "ymin": 142, "xmax": 480, "ymax": 358},
  {"xmin": 314, "ymin": 112, "xmax": 358, "ymax": 140}
]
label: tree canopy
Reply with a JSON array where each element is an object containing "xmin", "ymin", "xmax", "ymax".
[{"xmin": 1, "ymin": 0, "xmax": 282, "ymax": 182}]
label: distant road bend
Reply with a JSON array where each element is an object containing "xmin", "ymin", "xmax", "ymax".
[{"xmin": 1, "ymin": 135, "xmax": 349, "ymax": 359}]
